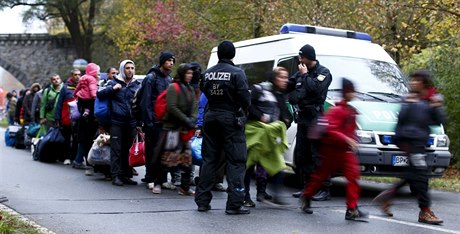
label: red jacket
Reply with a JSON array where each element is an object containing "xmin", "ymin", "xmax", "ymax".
[
  {"xmin": 74, "ymin": 63, "xmax": 99, "ymax": 100},
  {"xmin": 321, "ymin": 99, "xmax": 358, "ymax": 152}
]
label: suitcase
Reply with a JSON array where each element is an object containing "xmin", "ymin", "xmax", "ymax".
[{"xmin": 5, "ymin": 125, "xmax": 20, "ymax": 147}]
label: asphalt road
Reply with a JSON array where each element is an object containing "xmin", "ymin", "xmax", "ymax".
[{"xmin": 1, "ymin": 128, "xmax": 459, "ymax": 234}]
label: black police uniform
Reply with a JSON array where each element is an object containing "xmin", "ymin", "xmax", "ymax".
[
  {"xmin": 288, "ymin": 61, "xmax": 332, "ymax": 191},
  {"xmin": 195, "ymin": 58, "xmax": 251, "ymax": 211}
]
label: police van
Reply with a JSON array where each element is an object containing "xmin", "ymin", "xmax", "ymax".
[{"xmin": 207, "ymin": 23, "xmax": 451, "ymax": 177}]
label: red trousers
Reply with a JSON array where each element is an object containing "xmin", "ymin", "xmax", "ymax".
[{"xmin": 302, "ymin": 150, "xmax": 361, "ymax": 209}]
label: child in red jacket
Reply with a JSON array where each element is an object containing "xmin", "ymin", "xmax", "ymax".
[{"xmin": 300, "ymin": 78, "xmax": 369, "ymax": 222}]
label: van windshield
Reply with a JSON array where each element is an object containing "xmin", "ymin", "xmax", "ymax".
[
  {"xmin": 319, "ymin": 56, "xmax": 408, "ymax": 95},
  {"xmin": 278, "ymin": 55, "xmax": 409, "ymax": 99}
]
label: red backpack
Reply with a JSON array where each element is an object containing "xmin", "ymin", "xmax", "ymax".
[{"xmin": 154, "ymin": 83, "xmax": 180, "ymax": 121}]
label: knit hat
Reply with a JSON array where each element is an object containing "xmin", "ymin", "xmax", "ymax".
[
  {"xmin": 299, "ymin": 44, "xmax": 316, "ymax": 61},
  {"xmin": 217, "ymin": 40, "xmax": 235, "ymax": 60},
  {"xmin": 342, "ymin": 78, "xmax": 355, "ymax": 96},
  {"xmin": 159, "ymin": 51, "xmax": 175, "ymax": 66}
]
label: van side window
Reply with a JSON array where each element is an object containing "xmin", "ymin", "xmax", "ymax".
[
  {"xmin": 238, "ymin": 60, "xmax": 274, "ymax": 85},
  {"xmin": 277, "ymin": 57, "xmax": 298, "ymax": 75}
]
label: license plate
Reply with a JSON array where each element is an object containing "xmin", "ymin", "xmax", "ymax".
[{"xmin": 392, "ymin": 155, "xmax": 409, "ymax": 166}]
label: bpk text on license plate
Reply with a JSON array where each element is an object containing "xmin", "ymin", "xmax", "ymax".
[{"xmin": 392, "ymin": 155, "xmax": 409, "ymax": 166}]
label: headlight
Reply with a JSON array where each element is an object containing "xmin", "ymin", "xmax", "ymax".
[
  {"xmin": 436, "ymin": 135, "xmax": 449, "ymax": 147},
  {"xmin": 356, "ymin": 130, "xmax": 375, "ymax": 144}
]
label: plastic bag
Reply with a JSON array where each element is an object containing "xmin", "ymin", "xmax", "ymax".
[
  {"xmin": 191, "ymin": 136, "xmax": 203, "ymax": 166},
  {"xmin": 87, "ymin": 141, "xmax": 111, "ymax": 165},
  {"xmin": 68, "ymin": 99, "xmax": 80, "ymax": 121}
]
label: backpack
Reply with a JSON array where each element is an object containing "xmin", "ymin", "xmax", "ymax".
[
  {"xmin": 154, "ymin": 83, "xmax": 180, "ymax": 121},
  {"xmin": 94, "ymin": 96, "xmax": 110, "ymax": 124},
  {"xmin": 131, "ymin": 76, "xmax": 149, "ymax": 121}
]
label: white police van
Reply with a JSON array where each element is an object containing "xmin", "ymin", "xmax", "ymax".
[{"xmin": 207, "ymin": 23, "xmax": 451, "ymax": 177}]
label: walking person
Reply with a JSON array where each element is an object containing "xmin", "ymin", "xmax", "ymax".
[
  {"xmin": 373, "ymin": 70, "xmax": 446, "ymax": 225},
  {"xmin": 40, "ymin": 74, "xmax": 63, "ymax": 130},
  {"xmin": 138, "ymin": 52, "xmax": 175, "ymax": 192},
  {"xmin": 287, "ymin": 44, "xmax": 333, "ymax": 201},
  {"xmin": 243, "ymin": 67, "xmax": 293, "ymax": 207},
  {"xmin": 300, "ymin": 78, "xmax": 369, "ymax": 222},
  {"xmin": 97, "ymin": 60, "xmax": 140, "ymax": 186},
  {"xmin": 55, "ymin": 69, "xmax": 80, "ymax": 165},
  {"xmin": 195, "ymin": 41, "xmax": 251, "ymax": 215}
]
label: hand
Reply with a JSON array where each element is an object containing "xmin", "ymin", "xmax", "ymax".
[
  {"xmin": 40, "ymin": 118, "xmax": 47, "ymax": 125},
  {"xmin": 429, "ymin": 96, "xmax": 443, "ymax": 107},
  {"xmin": 195, "ymin": 129, "xmax": 201, "ymax": 137},
  {"xmin": 113, "ymin": 84, "xmax": 122, "ymax": 91},
  {"xmin": 298, "ymin": 63, "xmax": 308, "ymax": 75},
  {"xmin": 346, "ymin": 137, "xmax": 358, "ymax": 151},
  {"xmin": 260, "ymin": 114, "xmax": 270, "ymax": 123}
]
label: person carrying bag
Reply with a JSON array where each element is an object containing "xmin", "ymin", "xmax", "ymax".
[{"xmin": 151, "ymin": 64, "xmax": 197, "ymax": 196}]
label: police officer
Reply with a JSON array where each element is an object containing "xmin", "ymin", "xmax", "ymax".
[
  {"xmin": 195, "ymin": 41, "xmax": 251, "ymax": 215},
  {"xmin": 288, "ymin": 44, "xmax": 333, "ymax": 200}
]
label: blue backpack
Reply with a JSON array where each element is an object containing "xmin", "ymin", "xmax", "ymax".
[{"xmin": 95, "ymin": 96, "xmax": 110, "ymax": 124}]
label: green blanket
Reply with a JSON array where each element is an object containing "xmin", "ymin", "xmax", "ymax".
[{"xmin": 245, "ymin": 120, "xmax": 288, "ymax": 176}]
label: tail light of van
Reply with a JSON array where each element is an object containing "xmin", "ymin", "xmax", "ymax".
[{"xmin": 356, "ymin": 130, "xmax": 375, "ymax": 144}]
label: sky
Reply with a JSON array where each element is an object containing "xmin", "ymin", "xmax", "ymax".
[
  {"xmin": 0, "ymin": 6, "xmax": 44, "ymax": 90},
  {"xmin": 0, "ymin": 5, "xmax": 47, "ymax": 34}
]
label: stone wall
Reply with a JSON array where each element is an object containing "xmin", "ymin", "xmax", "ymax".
[{"xmin": 0, "ymin": 34, "xmax": 77, "ymax": 87}]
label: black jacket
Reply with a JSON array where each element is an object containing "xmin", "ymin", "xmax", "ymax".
[
  {"xmin": 248, "ymin": 82, "xmax": 292, "ymax": 128},
  {"xmin": 395, "ymin": 97, "xmax": 446, "ymax": 143},
  {"xmin": 97, "ymin": 77, "xmax": 140, "ymax": 127},
  {"xmin": 201, "ymin": 59, "xmax": 250, "ymax": 113},
  {"xmin": 287, "ymin": 61, "xmax": 332, "ymax": 112},
  {"xmin": 140, "ymin": 66, "xmax": 172, "ymax": 127}
]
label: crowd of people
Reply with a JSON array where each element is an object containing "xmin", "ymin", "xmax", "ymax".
[{"xmin": 3, "ymin": 41, "xmax": 446, "ymax": 224}]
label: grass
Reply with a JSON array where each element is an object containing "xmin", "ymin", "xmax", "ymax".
[
  {"xmin": 0, "ymin": 117, "xmax": 8, "ymax": 128},
  {"xmin": 362, "ymin": 167, "xmax": 460, "ymax": 192},
  {"xmin": 0, "ymin": 210, "xmax": 41, "ymax": 234}
]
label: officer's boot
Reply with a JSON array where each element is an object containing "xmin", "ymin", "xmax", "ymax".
[{"xmin": 256, "ymin": 179, "xmax": 272, "ymax": 202}]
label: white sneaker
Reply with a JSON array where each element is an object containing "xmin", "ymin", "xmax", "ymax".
[
  {"xmin": 63, "ymin": 159, "xmax": 71, "ymax": 165},
  {"xmin": 85, "ymin": 168, "xmax": 94, "ymax": 176},
  {"xmin": 162, "ymin": 182, "xmax": 176, "ymax": 190},
  {"xmin": 152, "ymin": 185, "xmax": 162, "ymax": 194}
]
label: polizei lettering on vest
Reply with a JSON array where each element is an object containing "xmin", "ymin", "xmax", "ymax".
[{"xmin": 205, "ymin": 72, "xmax": 231, "ymax": 81}]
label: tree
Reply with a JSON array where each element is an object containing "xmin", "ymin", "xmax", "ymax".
[
  {"xmin": 106, "ymin": 0, "xmax": 216, "ymax": 72},
  {"xmin": 0, "ymin": 0, "xmax": 103, "ymax": 62}
]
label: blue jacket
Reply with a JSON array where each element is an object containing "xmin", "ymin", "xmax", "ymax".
[
  {"xmin": 196, "ymin": 93, "xmax": 208, "ymax": 128},
  {"xmin": 97, "ymin": 77, "xmax": 140, "ymax": 127},
  {"xmin": 55, "ymin": 78, "xmax": 78, "ymax": 122}
]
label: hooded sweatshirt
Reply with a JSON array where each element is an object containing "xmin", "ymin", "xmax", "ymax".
[
  {"xmin": 97, "ymin": 60, "xmax": 140, "ymax": 127},
  {"xmin": 23, "ymin": 83, "xmax": 41, "ymax": 123},
  {"xmin": 74, "ymin": 63, "xmax": 99, "ymax": 100}
]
